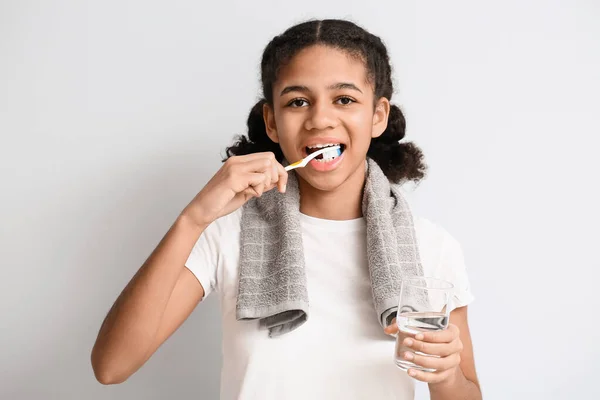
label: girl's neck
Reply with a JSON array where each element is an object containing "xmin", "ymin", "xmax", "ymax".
[{"xmin": 298, "ymin": 164, "xmax": 366, "ymax": 221}]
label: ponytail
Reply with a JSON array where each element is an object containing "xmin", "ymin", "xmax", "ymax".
[{"xmin": 367, "ymin": 104, "xmax": 427, "ymax": 183}]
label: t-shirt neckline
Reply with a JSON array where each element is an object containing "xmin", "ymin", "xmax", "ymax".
[{"xmin": 299, "ymin": 212, "xmax": 366, "ymax": 232}]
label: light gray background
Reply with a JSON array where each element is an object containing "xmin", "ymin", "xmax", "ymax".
[{"xmin": 1, "ymin": 1, "xmax": 599, "ymax": 399}]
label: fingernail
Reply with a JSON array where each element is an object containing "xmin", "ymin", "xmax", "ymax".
[
  {"xmin": 404, "ymin": 352, "xmax": 414, "ymax": 360},
  {"xmin": 282, "ymin": 184, "xmax": 286, "ymax": 193},
  {"xmin": 415, "ymin": 333, "xmax": 424, "ymax": 340},
  {"xmin": 409, "ymin": 369, "xmax": 417, "ymax": 377},
  {"xmin": 404, "ymin": 338, "xmax": 413, "ymax": 347}
]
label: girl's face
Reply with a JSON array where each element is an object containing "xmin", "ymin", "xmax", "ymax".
[{"xmin": 264, "ymin": 45, "xmax": 390, "ymax": 192}]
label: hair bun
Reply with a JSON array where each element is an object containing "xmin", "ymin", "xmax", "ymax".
[
  {"xmin": 368, "ymin": 141, "xmax": 427, "ymax": 183},
  {"xmin": 247, "ymin": 99, "xmax": 268, "ymax": 144}
]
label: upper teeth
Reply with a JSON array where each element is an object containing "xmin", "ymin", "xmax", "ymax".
[{"xmin": 307, "ymin": 143, "xmax": 340, "ymax": 149}]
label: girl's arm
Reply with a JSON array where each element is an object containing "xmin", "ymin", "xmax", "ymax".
[
  {"xmin": 90, "ymin": 215, "xmax": 206, "ymax": 384},
  {"xmin": 428, "ymin": 307, "xmax": 482, "ymax": 400},
  {"xmin": 90, "ymin": 152, "xmax": 287, "ymax": 384}
]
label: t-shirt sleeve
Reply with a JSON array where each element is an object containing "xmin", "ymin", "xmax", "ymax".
[
  {"xmin": 439, "ymin": 233, "xmax": 475, "ymax": 311},
  {"xmin": 185, "ymin": 221, "xmax": 220, "ymax": 300}
]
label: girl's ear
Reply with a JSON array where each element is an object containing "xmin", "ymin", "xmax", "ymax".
[
  {"xmin": 263, "ymin": 102, "xmax": 279, "ymax": 143},
  {"xmin": 372, "ymin": 97, "xmax": 390, "ymax": 139}
]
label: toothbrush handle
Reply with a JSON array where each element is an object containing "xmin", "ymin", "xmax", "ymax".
[{"xmin": 284, "ymin": 145, "xmax": 339, "ymax": 172}]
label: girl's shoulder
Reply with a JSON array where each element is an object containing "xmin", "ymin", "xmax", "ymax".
[
  {"xmin": 201, "ymin": 208, "xmax": 243, "ymax": 244},
  {"xmin": 412, "ymin": 215, "xmax": 463, "ymax": 254}
]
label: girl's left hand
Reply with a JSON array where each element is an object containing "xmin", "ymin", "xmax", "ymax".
[{"xmin": 384, "ymin": 323, "xmax": 463, "ymax": 384}]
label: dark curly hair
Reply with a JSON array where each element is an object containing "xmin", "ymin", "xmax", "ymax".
[{"xmin": 225, "ymin": 19, "xmax": 427, "ymax": 183}]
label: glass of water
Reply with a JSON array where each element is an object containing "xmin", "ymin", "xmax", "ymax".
[{"xmin": 394, "ymin": 277, "xmax": 454, "ymax": 373}]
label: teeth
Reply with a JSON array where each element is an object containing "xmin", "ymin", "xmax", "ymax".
[
  {"xmin": 315, "ymin": 147, "xmax": 341, "ymax": 162},
  {"xmin": 307, "ymin": 143, "xmax": 340, "ymax": 149}
]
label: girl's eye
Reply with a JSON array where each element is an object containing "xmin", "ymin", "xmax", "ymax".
[
  {"xmin": 336, "ymin": 96, "xmax": 355, "ymax": 105},
  {"xmin": 288, "ymin": 99, "xmax": 309, "ymax": 108}
]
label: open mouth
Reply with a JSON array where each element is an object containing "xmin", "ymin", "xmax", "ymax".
[{"xmin": 305, "ymin": 143, "xmax": 346, "ymax": 162}]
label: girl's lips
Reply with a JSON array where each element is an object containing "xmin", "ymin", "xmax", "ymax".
[{"xmin": 308, "ymin": 151, "xmax": 345, "ymax": 172}]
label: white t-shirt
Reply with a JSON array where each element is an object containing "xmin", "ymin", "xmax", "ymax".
[{"xmin": 185, "ymin": 208, "xmax": 474, "ymax": 400}]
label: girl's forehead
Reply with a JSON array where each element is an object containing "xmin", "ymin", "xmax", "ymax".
[{"xmin": 274, "ymin": 45, "xmax": 369, "ymax": 89}]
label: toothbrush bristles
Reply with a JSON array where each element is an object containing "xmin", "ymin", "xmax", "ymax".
[{"xmin": 322, "ymin": 146, "xmax": 342, "ymax": 159}]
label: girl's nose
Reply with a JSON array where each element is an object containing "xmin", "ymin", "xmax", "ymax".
[{"xmin": 304, "ymin": 102, "xmax": 337, "ymax": 131}]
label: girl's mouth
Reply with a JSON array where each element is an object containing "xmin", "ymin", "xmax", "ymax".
[
  {"xmin": 304, "ymin": 143, "xmax": 346, "ymax": 172},
  {"xmin": 305, "ymin": 143, "xmax": 345, "ymax": 161}
]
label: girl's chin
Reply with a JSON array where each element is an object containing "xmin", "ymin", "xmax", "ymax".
[{"xmin": 297, "ymin": 164, "xmax": 366, "ymax": 193}]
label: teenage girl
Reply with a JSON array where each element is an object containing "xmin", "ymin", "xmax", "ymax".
[{"xmin": 91, "ymin": 19, "xmax": 481, "ymax": 400}]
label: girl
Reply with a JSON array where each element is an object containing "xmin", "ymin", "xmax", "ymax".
[{"xmin": 91, "ymin": 19, "xmax": 481, "ymax": 400}]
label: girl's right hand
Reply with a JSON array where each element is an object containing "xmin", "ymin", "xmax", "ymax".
[{"xmin": 182, "ymin": 152, "xmax": 288, "ymax": 228}]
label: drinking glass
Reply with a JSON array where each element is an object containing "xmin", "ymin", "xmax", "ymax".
[{"xmin": 394, "ymin": 277, "xmax": 454, "ymax": 372}]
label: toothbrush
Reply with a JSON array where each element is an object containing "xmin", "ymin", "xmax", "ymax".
[{"xmin": 284, "ymin": 145, "xmax": 342, "ymax": 171}]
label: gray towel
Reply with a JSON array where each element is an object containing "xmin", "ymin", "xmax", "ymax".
[{"xmin": 236, "ymin": 158, "xmax": 424, "ymax": 337}]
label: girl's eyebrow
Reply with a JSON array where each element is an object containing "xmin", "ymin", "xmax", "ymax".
[
  {"xmin": 280, "ymin": 85, "xmax": 310, "ymax": 96},
  {"xmin": 328, "ymin": 82, "xmax": 363, "ymax": 93},
  {"xmin": 280, "ymin": 82, "xmax": 363, "ymax": 96}
]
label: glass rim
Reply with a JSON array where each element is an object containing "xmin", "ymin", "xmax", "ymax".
[{"xmin": 402, "ymin": 276, "xmax": 454, "ymax": 290}]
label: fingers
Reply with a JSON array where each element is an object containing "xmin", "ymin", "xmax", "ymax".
[
  {"xmin": 414, "ymin": 324, "xmax": 460, "ymax": 344},
  {"xmin": 396, "ymin": 323, "xmax": 463, "ymax": 383},
  {"xmin": 400, "ymin": 326, "xmax": 463, "ymax": 384},
  {"xmin": 406, "ymin": 366, "xmax": 457, "ymax": 384},
  {"xmin": 251, "ymin": 172, "xmax": 270, "ymax": 197},
  {"xmin": 383, "ymin": 316, "xmax": 398, "ymax": 335},
  {"xmin": 384, "ymin": 323, "xmax": 398, "ymax": 335},
  {"xmin": 275, "ymin": 161, "xmax": 288, "ymax": 193},
  {"xmin": 230, "ymin": 152, "xmax": 288, "ymax": 196},
  {"xmin": 402, "ymin": 350, "xmax": 460, "ymax": 371},
  {"xmin": 229, "ymin": 151, "xmax": 277, "ymax": 163},
  {"xmin": 239, "ymin": 157, "xmax": 275, "ymax": 174},
  {"xmin": 271, "ymin": 160, "xmax": 278, "ymax": 185},
  {"xmin": 244, "ymin": 172, "xmax": 268, "ymax": 197},
  {"xmin": 235, "ymin": 159, "xmax": 268, "ymax": 196},
  {"xmin": 402, "ymin": 337, "xmax": 463, "ymax": 357},
  {"xmin": 259, "ymin": 165, "xmax": 275, "ymax": 195}
]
